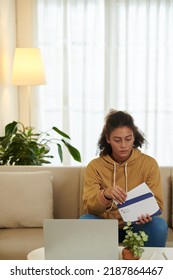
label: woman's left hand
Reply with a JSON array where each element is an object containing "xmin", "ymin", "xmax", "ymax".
[{"xmin": 136, "ymin": 214, "xmax": 152, "ymax": 224}]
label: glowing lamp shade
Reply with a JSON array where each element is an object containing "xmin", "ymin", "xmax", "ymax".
[{"xmin": 12, "ymin": 48, "xmax": 46, "ymax": 85}]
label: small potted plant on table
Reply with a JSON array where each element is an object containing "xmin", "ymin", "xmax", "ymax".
[{"xmin": 122, "ymin": 221, "xmax": 148, "ymax": 260}]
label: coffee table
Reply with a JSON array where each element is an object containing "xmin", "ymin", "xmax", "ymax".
[
  {"xmin": 27, "ymin": 246, "xmax": 173, "ymax": 260},
  {"xmin": 27, "ymin": 247, "xmax": 45, "ymax": 260}
]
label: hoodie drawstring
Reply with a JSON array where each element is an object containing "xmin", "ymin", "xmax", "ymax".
[
  {"xmin": 125, "ymin": 163, "xmax": 128, "ymax": 192},
  {"xmin": 114, "ymin": 162, "xmax": 128, "ymax": 192},
  {"xmin": 106, "ymin": 162, "xmax": 128, "ymax": 212},
  {"xmin": 113, "ymin": 162, "xmax": 116, "ymax": 187}
]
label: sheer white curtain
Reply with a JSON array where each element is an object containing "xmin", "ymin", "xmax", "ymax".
[
  {"xmin": 105, "ymin": 0, "xmax": 173, "ymax": 166},
  {"xmin": 35, "ymin": 0, "xmax": 105, "ymax": 165},
  {"xmin": 35, "ymin": 0, "xmax": 173, "ymax": 166}
]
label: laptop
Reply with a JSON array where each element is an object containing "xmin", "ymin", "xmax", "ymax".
[{"xmin": 43, "ymin": 219, "xmax": 119, "ymax": 260}]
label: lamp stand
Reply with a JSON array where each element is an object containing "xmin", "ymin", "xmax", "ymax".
[{"xmin": 27, "ymin": 85, "xmax": 31, "ymax": 128}]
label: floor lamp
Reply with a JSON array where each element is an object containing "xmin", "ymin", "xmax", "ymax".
[{"xmin": 12, "ymin": 48, "xmax": 46, "ymax": 127}]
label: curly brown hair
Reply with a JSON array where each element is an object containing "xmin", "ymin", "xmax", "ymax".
[{"xmin": 98, "ymin": 109, "xmax": 147, "ymax": 156}]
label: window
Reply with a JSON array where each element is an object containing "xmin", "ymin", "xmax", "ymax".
[{"xmin": 35, "ymin": 0, "xmax": 173, "ymax": 166}]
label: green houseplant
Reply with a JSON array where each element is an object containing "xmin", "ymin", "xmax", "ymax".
[
  {"xmin": 122, "ymin": 221, "xmax": 148, "ymax": 260},
  {"xmin": 0, "ymin": 121, "xmax": 81, "ymax": 165}
]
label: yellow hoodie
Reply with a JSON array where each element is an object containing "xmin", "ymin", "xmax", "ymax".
[{"xmin": 83, "ymin": 147, "xmax": 163, "ymax": 227}]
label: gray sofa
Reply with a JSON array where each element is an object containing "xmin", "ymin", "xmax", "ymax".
[{"xmin": 0, "ymin": 165, "xmax": 172, "ymax": 260}]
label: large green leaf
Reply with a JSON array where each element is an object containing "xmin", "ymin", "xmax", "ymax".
[
  {"xmin": 5, "ymin": 121, "xmax": 18, "ymax": 136},
  {"xmin": 62, "ymin": 139, "xmax": 81, "ymax": 162},
  {"xmin": 57, "ymin": 143, "xmax": 63, "ymax": 162},
  {"xmin": 52, "ymin": 126, "xmax": 71, "ymax": 139}
]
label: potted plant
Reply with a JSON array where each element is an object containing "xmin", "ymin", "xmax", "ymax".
[
  {"xmin": 0, "ymin": 121, "xmax": 81, "ymax": 165},
  {"xmin": 122, "ymin": 221, "xmax": 148, "ymax": 260}
]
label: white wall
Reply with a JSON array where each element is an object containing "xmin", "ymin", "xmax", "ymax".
[
  {"xmin": 0, "ymin": 0, "xmax": 18, "ymax": 134},
  {"xmin": 0, "ymin": 0, "xmax": 37, "ymax": 133}
]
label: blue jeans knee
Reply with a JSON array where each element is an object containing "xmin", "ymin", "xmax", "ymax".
[
  {"xmin": 80, "ymin": 214, "xmax": 103, "ymax": 220},
  {"xmin": 132, "ymin": 216, "xmax": 168, "ymax": 247}
]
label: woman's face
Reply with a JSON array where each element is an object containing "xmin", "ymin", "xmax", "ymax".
[{"xmin": 106, "ymin": 126, "xmax": 135, "ymax": 164}]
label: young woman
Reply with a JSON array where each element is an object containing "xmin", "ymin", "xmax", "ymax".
[{"xmin": 81, "ymin": 109, "xmax": 168, "ymax": 247}]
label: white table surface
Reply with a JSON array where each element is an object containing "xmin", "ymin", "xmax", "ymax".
[
  {"xmin": 27, "ymin": 247, "xmax": 45, "ymax": 260},
  {"xmin": 27, "ymin": 246, "xmax": 173, "ymax": 260}
]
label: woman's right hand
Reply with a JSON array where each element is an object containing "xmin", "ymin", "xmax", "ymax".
[{"xmin": 104, "ymin": 185, "xmax": 127, "ymax": 204}]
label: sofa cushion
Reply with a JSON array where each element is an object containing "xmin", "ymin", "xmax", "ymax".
[
  {"xmin": 0, "ymin": 171, "xmax": 53, "ymax": 228},
  {"xmin": 0, "ymin": 228, "xmax": 44, "ymax": 260}
]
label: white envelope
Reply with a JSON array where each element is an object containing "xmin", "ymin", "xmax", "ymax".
[{"xmin": 114, "ymin": 182, "xmax": 161, "ymax": 222}]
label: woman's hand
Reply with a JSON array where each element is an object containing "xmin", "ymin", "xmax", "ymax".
[
  {"xmin": 104, "ymin": 185, "xmax": 127, "ymax": 204},
  {"xmin": 136, "ymin": 214, "xmax": 152, "ymax": 224}
]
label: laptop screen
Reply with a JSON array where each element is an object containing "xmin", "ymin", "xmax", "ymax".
[{"xmin": 43, "ymin": 219, "xmax": 119, "ymax": 260}]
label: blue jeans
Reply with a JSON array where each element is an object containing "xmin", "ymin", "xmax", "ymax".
[{"xmin": 80, "ymin": 214, "xmax": 168, "ymax": 247}]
